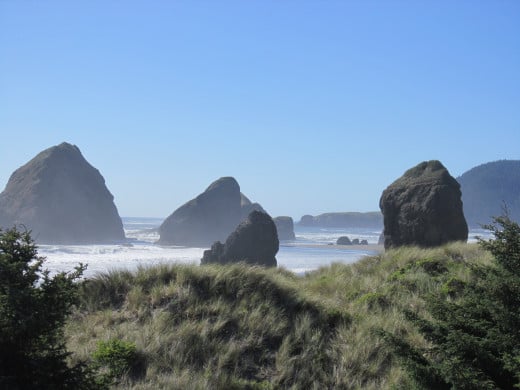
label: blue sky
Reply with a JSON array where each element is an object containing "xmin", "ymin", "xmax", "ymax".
[{"xmin": 1, "ymin": 1, "xmax": 519, "ymax": 219}]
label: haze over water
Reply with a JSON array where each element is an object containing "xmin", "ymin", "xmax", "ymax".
[{"xmin": 37, "ymin": 217, "xmax": 490, "ymax": 278}]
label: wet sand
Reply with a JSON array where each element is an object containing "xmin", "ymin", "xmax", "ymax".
[{"xmin": 282, "ymin": 243, "xmax": 384, "ymax": 254}]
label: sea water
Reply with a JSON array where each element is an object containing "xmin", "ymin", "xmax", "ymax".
[{"xmin": 36, "ymin": 217, "xmax": 490, "ymax": 278}]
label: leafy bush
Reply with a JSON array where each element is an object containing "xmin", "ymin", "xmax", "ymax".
[
  {"xmin": 0, "ymin": 227, "xmax": 95, "ymax": 389},
  {"xmin": 93, "ymin": 339, "xmax": 138, "ymax": 380}
]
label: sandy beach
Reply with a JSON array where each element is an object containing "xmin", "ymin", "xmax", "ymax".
[{"xmin": 283, "ymin": 242, "xmax": 384, "ymax": 254}]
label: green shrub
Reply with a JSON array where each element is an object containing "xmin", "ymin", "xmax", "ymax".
[
  {"xmin": 0, "ymin": 227, "xmax": 95, "ymax": 389},
  {"xmin": 383, "ymin": 215, "xmax": 520, "ymax": 389},
  {"xmin": 92, "ymin": 339, "xmax": 138, "ymax": 380}
]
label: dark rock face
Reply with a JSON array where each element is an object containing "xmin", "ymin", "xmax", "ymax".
[
  {"xmin": 0, "ymin": 142, "xmax": 125, "ymax": 244},
  {"xmin": 380, "ymin": 160, "xmax": 468, "ymax": 249},
  {"xmin": 201, "ymin": 211, "xmax": 278, "ymax": 267},
  {"xmin": 273, "ymin": 216, "xmax": 295, "ymax": 240},
  {"xmin": 336, "ymin": 236, "xmax": 352, "ymax": 245},
  {"xmin": 158, "ymin": 177, "xmax": 242, "ymax": 246},
  {"xmin": 158, "ymin": 177, "xmax": 267, "ymax": 247}
]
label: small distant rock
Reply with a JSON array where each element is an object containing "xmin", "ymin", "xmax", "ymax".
[
  {"xmin": 336, "ymin": 236, "xmax": 352, "ymax": 245},
  {"xmin": 380, "ymin": 160, "xmax": 468, "ymax": 249},
  {"xmin": 299, "ymin": 215, "xmax": 315, "ymax": 226},
  {"xmin": 360, "ymin": 239, "xmax": 368, "ymax": 245},
  {"xmin": 351, "ymin": 238, "xmax": 360, "ymax": 245},
  {"xmin": 273, "ymin": 216, "xmax": 296, "ymax": 240},
  {"xmin": 297, "ymin": 212, "xmax": 383, "ymax": 228},
  {"xmin": 201, "ymin": 211, "xmax": 278, "ymax": 267}
]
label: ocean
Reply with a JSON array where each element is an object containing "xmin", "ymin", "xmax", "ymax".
[{"xmin": 37, "ymin": 217, "xmax": 491, "ymax": 278}]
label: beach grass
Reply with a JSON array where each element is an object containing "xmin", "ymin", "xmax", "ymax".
[{"xmin": 65, "ymin": 242, "xmax": 492, "ymax": 389}]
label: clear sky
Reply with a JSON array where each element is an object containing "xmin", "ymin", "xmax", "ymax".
[{"xmin": 1, "ymin": 1, "xmax": 519, "ymax": 219}]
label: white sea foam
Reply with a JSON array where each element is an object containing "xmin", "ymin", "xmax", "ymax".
[{"xmin": 36, "ymin": 217, "xmax": 489, "ymax": 278}]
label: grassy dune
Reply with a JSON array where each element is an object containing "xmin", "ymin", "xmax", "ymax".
[{"xmin": 66, "ymin": 242, "xmax": 492, "ymax": 389}]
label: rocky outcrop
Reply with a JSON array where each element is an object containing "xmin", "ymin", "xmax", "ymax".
[
  {"xmin": 380, "ymin": 160, "xmax": 468, "ymax": 249},
  {"xmin": 298, "ymin": 212, "xmax": 383, "ymax": 229},
  {"xmin": 273, "ymin": 216, "xmax": 295, "ymax": 240},
  {"xmin": 158, "ymin": 177, "xmax": 267, "ymax": 247},
  {"xmin": 158, "ymin": 177, "xmax": 241, "ymax": 246},
  {"xmin": 201, "ymin": 211, "xmax": 278, "ymax": 267},
  {"xmin": 240, "ymin": 193, "xmax": 266, "ymax": 220},
  {"xmin": 336, "ymin": 236, "xmax": 352, "ymax": 245},
  {"xmin": 0, "ymin": 142, "xmax": 125, "ymax": 244}
]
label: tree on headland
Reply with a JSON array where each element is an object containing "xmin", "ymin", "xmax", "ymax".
[
  {"xmin": 381, "ymin": 214, "xmax": 520, "ymax": 389},
  {"xmin": 0, "ymin": 227, "xmax": 95, "ymax": 389}
]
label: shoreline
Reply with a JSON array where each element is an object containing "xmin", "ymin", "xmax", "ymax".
[{"xmin": 282, "ymin": 242, "xmax": 384, "ymax": 254}]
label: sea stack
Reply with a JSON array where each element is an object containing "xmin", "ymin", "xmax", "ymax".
[
  {"xmin": 379, "ymin": 160, "xmax": 468, "ymax": 249},
  {"xmin": 240, "ymin": 193, "xmax": 266, "ymax": 220},
  {"xmin": 201, "ymin": 210, "xmax": 278, "ymax": 267},
  {"xmin": 159, "ymin": 177, "xmax": 266, "ymax": 246},
  {"xmin": 273, "ymin": 216, "xmax": 296, "ymax": 240},
  {"xmin": 0, "ymin": 142, "xmax": 125, "ymax": 244}
]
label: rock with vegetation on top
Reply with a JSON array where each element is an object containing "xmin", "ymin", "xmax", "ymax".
[
  {"xmin": 201, "ymin": 210, "xmax": 278, "ymax": 267},
  {"xmin": 336, "ymin": 236, "xmax": 352, "ymax": 245},
  {"xmin": 379, "ymin": 160, "xmax": 468, "ymax": 249},
  {"xmin": 273, "ymin": 216, "xmax": 296, "ymax": 240},
  {"xmin": 0, "ymin": 142, "xmax": 125, "ymax": 244}
]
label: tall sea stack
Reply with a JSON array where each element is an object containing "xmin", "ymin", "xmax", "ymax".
[
  {"xmin": 380, "ymin": 160, "xmax": 468, "ymax": 249},
  {"xmin": 159, "ymin": 177, "xmax": 261, "ymax": 246},
  {"xmin": 0, "ymin": 142, "xmax": 125, "ymax": 244}
]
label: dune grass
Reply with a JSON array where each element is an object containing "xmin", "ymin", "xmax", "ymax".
[{"xmin": 65, "ymin": 242, "xmax": 492, "ymax": 389}]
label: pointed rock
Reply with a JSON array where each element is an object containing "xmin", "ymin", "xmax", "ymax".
[
  {"xmin": 158, "ymin": 177, "xmax": 242, "ymax": 246},
  {"xmin": 0, "ymin": 142, "xmax": 125, "ymax": 244}
]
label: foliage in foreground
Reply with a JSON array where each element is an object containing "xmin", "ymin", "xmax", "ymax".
[
  {"xmin": 382, "ymin": 215, "xmax": 520, "ymax": 389},
  {"xmin": 0, "ymin": 227, "xmax": 94, "ymax": 389},
  {"xmin": 66, "ymin": 237, "xmax": 495, "ymax": 389},
  {"xmin": 3, "ymin": 223, "xmax": 505, "ymax": 389}
]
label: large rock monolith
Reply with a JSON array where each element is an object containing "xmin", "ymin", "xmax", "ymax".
[
  {"xmin": 0, "ymin": 142, "xmax": 125, "ymax": 244},
  {"xmin": 201, "ymin": 210, "xmax": 278, "ymax": 267},
  {"xmin": 158, "ymin": 177, "xmax": 267, "ymax": 247},
  {"xmin": 379, "ymin": 160, "xmax": 468, "ymax": 249},
  {"xmin": 158, "ymin": 177, "xmax": 242, "ymax": 246}
]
